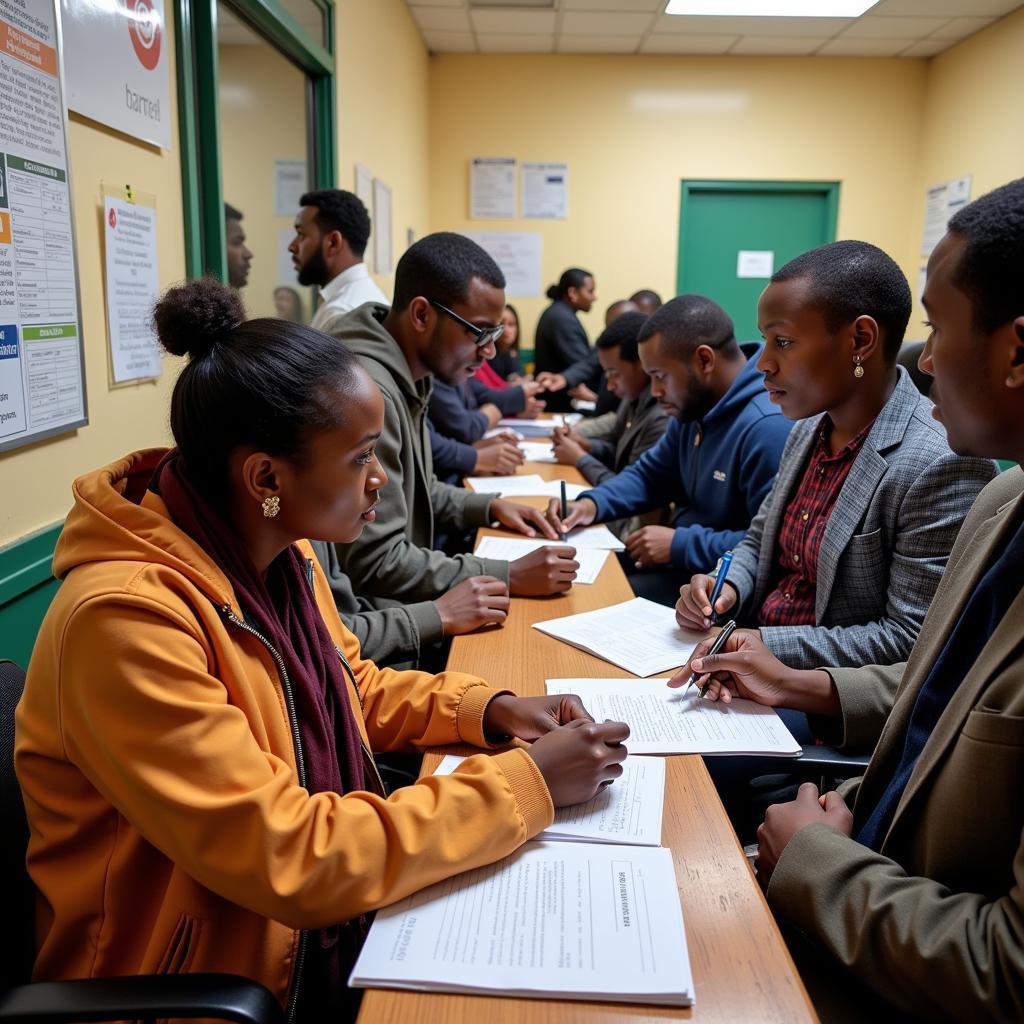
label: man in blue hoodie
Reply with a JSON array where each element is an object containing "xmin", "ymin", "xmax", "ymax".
[{"xmin": 547, "ymin": 294, "xmax": 792, "ymax": 605}]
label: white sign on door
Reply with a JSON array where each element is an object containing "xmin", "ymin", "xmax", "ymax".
[{"xmin": 737, "ymin": 250, "xmax": 774, "ymax": 279}]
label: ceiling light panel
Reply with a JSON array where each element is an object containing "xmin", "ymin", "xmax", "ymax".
[{"xmin": 666, "ymin": 1, "xmax": 879, "ymax": 15}]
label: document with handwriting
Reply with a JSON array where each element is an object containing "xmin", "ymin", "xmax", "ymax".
[
  {"xmin": 473, "ymin": 536, "xmax": 609, "ymax": 584},
  {"xmin": 434, "ymin": 753, "xmax": 665, "ymax": 845},
  {"xmin": 532, "ymin": 597, "xmax": 705, "ymax": 676},
  {"xmin": 546, "ymin": 677, "xmax": 803, "ymax": 756},
  {"xmin": 350, "ymin": 841, "xmax": 693, "ymax": 1006}
]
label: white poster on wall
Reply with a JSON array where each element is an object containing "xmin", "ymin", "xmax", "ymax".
[
  {"xmin": 522, "ymin": 162, "xmax": 568, "ymax": 219},
  {"xmin": 354, "ymin": 163, "xmax": 373, "ymax": 209},
  {"xmin": 921, "ymin": 174, "xmax": 972, "ymax": 258},
  {"xmin": 274, "ymin": 159, "xmax": 307, "ymax": 217},
  {"xmin": 373, "ymin": 178, "xmax": 392, "ymax": 274},
  {"xmin": 61, "ymin": 0, "xmax": 172, "ymax": 150},
  {"xmin": 464, "ymin": 230, "xmax": 542, "ymax": 298},
  {"xmin": 470, "ymin": 157, "xmax": 516, "ymax": 219},
  {"xmin": 104, "ymin": 193, "xmax": 161, "ymax": 382}
]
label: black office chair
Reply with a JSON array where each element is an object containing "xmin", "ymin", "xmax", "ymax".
[{"xmin": 0, "ymin": 660, "xmax": 284, "ymax": 1024}]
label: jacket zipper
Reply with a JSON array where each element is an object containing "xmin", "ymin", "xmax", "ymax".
[
  {"xmin": 219, "ymin": 604, "xmax": 307, "ymax": 1024},
  {"xmin": 334, "ymin": 643, "xmax": 387, "ymax": 798}
]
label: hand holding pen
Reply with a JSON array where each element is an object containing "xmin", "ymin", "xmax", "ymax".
[
  {"xmin": 675, "ymin": 552, "xmax": 738, "ymax": 631},
  {"xmin": 674, "ymin": 620, "xmax": 737, "ymax": 697}
]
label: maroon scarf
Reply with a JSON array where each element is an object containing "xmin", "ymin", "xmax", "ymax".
[{"xmin": 153, "ymin": 451, "xmax": 368, "ymax": 1011}]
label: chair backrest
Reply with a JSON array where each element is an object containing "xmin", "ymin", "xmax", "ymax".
[
  {"xmin": 0, "ymin": 659, "xmax": 37, "ymax": 992},
  {"xmin": 897, "ymin": 340, "xmax": 931, "ymax": 396}
]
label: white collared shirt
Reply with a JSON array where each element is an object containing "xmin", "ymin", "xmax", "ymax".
[{"xmin": 310, "ymin": 262, "xmax": 388, "ymax": 332}]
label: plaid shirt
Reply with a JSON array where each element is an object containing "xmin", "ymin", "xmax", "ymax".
[{"xmin": 759, "ymin": 417, "xmax": 874, "ymax": 626}]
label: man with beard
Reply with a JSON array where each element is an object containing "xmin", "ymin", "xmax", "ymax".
[
  {"xmin": 547, "ymin": 294, "xmax": 792, "ymax": 605},
  {"xmin": 315, "ymin": 232, "xmax": 579, "ymax": 665},
  {"xmin": 289, "ymin": 189, "xmax": 386, "ymax": 332}
]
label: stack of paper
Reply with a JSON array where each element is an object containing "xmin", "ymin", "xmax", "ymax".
[
  {"xmin": 464, "ymin": 475, "xmax": 587, "ymax": 500},
  {"xmin": 434, "ymin": 754, "xmax": 665, "ymax": 845},
  {"xmin": 473, "ymin": 536, "xmax": 610, "ymax": 584},
  {"xmin": 518, "ymin": 440, "xmax": 557, "ymax": 462},
  {"xmin": 546, "ymin": 678, "xmax": 803, "ymax": 757},
  {"xmin": 350, "ymin": 840, "xmax": 693, "ymax": 1007},
  {"xmin": 498, "ymin": 417, "xmax": 553, "ymax": 438},
  {"xmin": 532, "ymin": 597, "xmax": 705, "ymax": 676}
]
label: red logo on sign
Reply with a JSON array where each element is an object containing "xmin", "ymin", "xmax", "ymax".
[
  {"xmin": 109, "ymin": 207, "xmax": 117, "ymax": 229},
  {"xmin": 126, "ymin": 0, "xmax": 162, "ymax": 71}
]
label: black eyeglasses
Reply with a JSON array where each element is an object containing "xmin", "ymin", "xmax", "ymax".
[{"xmin": 429, "ymin": 300, "xmax": 505, "ymax": 350}]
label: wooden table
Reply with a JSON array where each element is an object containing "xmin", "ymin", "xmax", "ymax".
[{"xmin": 358, "ymin": 460, "xmax": 816, "ymax": 1024}]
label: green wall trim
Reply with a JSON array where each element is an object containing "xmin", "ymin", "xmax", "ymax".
[{"xmin": 0, "ymin": 521, "xmax": 62, "ymax": 608}]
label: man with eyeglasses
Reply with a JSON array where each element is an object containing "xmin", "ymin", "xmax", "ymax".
[{"xmin": 313, "ymin": 232, "xmax": 578, "ymax": 669}]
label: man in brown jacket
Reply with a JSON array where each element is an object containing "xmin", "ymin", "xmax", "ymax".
[{"xmin": 684, "ymin": 177, "xmax": 1024, "ymax": 1021}]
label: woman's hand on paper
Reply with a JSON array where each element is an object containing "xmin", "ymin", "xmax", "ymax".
[
  {"xmin": 676, "ymin": 573, "xmax": 738, "ymax": 630},
  {"xmin": 526, "ymin": 718, "xmax": 631, "ymax": 807}
]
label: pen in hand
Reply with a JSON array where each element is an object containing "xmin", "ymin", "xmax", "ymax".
[
  {"xmin": 559, "ymin": 480, "xmax": 568, "ymax": 542},
  {"xmin": 683, "ymin": 619, "xmax": 738, "ymax": 698},
  {"xmin": 706, "ymin": 550, "xmax": 733, "ymax": 626}
]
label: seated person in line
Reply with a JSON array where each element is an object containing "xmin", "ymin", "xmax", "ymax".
[
  {"xmin": 480, "ymin": 302, "xmax": 526, "ymax": 383},
  {"xmin": 533, "ymin": 267, "xmax": 602, "ymax": 411},
  {"xmin": 429, "ymin": 370, "xmax": 544, "ymax": 448},
  {"xmin": 677, "ymin": 177, "xmax": 1024, "ymax": 1023},
  {"xmin": 586, "ymin": 298, "xmax": 643, "ymax": 419},
  {"xmin": 546, "ymin": 295, "xmax": 793, "ymax": 607},
  {"xmin": 427, "ymin": 415, "xmax": 525, "ymax": 485},
  {"xmin": 15, "ymin": 278, "xmax": 629, "ymax": 1019},
  {"xmin": 323, "ymin": 233, "xmax": 579, "ymax": 630},
  {"xmin": 629, "ymin": 288, "xmax": 663, "ymax": 316},
  {"xmin": 550, "ymin": 312, "xmax": 669, "ymax": 539},
  {"xmin": 675, "ymin": 241, "xmax": 996, "ymax": 673}
]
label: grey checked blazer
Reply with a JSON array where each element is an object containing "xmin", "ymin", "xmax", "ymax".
[{"xmin": 727, "ymin": 368, "xmax": 997, "ymax": 669}]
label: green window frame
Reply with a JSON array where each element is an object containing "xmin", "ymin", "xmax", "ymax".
[{"xmin": 174, "ymin": 0, "xmax": 336, "ymax": 279}]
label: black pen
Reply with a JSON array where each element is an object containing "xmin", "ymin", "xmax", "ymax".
[
  {"xmin": 683, "ymin": 619, "xmax": 738, "ymax": 698},
  {"xmin": 559, "ymin": 479, "xmax": 568, "ymax": 542}
]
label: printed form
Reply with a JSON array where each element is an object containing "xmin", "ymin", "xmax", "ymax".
[
  {"xmin": 546, "ymin": 677, "xmax": 803, "ymax": 756},
  {"xmin": 350, "ymin": 841, "xmax": 693, "ymax": 1006},
  {"xmin": 473, "ymin": 536, "xmax": 609, "ymax": 584}
]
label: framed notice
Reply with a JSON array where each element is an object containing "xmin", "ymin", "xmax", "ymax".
[{"xmin": 0, "ymin": 0, "xmax": 88, "ymax": 453}]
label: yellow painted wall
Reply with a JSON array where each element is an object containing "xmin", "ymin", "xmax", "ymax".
[
  {"xmin": 334, "ymin": 0, "xmax": 430, "ymax": 300},
  {"xmin": 0, "ymin": 13, "xmax": 184, "ymax": 548},
  {"xmin": 429, "ymin": 54, "xmax": 930, "ymax": 348},
  {"xmin": 219, "ymin": 42, "xmax": 309, "ymax": 320}
]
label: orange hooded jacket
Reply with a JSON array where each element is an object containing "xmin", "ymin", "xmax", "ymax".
[{"xmin": 15, "ymin": 449, "xmax": 553, "ymax": 1012}]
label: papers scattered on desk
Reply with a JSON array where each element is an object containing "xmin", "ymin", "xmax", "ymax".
[
  {"xmin": 473, "ymin": 536, "xmax": 609, "ymax": 584},
  {"xmin": 518, "ymin": 440, "xmax": 557, "ymax": 462},
  {"xmin": 482, "ymin": 427, "xmax": 524, "ymax": 440},
  {"xmin": 563, "ymin": 523, "xmax": 625, "ymax": 550},
  {"xmin": 349, "ymin": 840, "xmax": 693, "ymax": 1007},
  {"xmin": 464, "ymin": 474, "xmax": 586, "ymax": 501},
  {"xmin": 434, "ymin": 754, "xmax": 665, "ymax": 846},
  {"xmin": 532, "ymin": 597, "xmax": 704, "ymax": 676},
  {"xmin": 546, "ymin": 678, "xmax": 803, "ymax": 757},
  {"xmin": 499, "ymin": 417, "xmax": 553, "ymax": 438}
]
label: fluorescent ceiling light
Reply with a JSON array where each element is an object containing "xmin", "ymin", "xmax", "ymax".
[{"xmin": 665, "ymin": 1, "xmax": 878, "ymax": 15}]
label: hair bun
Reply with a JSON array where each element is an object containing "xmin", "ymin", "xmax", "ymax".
[
  {"xmin": 545, "ymin": 284, "xmax": 560, "ymax": 300},
  {"xmin": 153, "ymin": 277, "xmax": 245, "ymax": 359}
]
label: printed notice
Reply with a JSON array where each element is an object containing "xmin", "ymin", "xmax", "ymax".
[
  {"xmin": 104, "ymin": 194, "xmax": 160, "ymax": 382},
  {"xmin": 522, "ymin": 161, "xmax": 568, "ymax": 219},
  {"xmin": 0, "ymin": 0, "xmax": 87, "ymax": 450},
  {"xmin": 464, "ymin": 230, "xmax": 541, "ymax": 296},
  {"xmin": 470, "ymin": 157, "xmax": 516, "ymax": 219}
]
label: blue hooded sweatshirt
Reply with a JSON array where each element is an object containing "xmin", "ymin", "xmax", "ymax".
[{"xmin": 580, "ymin": 342, "xmax": 792, "ymax": 575}]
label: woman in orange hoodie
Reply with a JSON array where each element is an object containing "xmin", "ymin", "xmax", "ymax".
[{"xmin": 15, "ymin": 279, "xmax": 628, "ymax": 1020}]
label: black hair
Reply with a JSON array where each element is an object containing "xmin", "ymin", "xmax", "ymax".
[
  {"xmin": 629, "ymin": 289, "xmax": 662, "ymax": 312},
  {"xmin": 596, "ymin": 311, "xmax": 647, "ymax": 363},
  {"xmin": 771, "ymin": 240, "xmax": 912, "ymax": 362},
  {"xmin": 153, "ymin": 277, "xmax": 362, "ymax": 504},
  {"xmin": 299, "ymin": 188, "xmax": 372, "ymax": 258},
  {"xmin": 637, "ymin": 294, "xmax": 740, "ymax": 360},
  {"xmin": 391, "ymin": 232, "xmax": 505, "ymax": 312},
  {"xmin": 224, "ymin": 202, "xmax": 243, "ymax": 222},
  {"xmin": 947, "ymin": 177, "xmax": 1024, "ymax": 334},
  {"xmin": 546, "ymin": 268, "xmax": 593, "ymax": 301},
  {"xmin": 504, "ymin": 303, "xmax": 520, "ymax": 338}
]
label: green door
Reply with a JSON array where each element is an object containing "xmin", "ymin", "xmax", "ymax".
[{"xmin": 677, "ymin": 181, "xmax": 839, "ymax": 342}]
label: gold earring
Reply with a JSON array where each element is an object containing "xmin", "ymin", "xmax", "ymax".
[
  {"xmin": 854, "ymin": 356, "xmax": 865, "ymax": 379},
  {"xmin": 262, "ymin": 496, "xmax": 281, "ymax": 518}
]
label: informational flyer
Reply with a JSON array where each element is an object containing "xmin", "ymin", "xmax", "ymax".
[
  {"xmin": 273, "ymin": 158, "xmax": 306, "ymax": 217},
  {"xmin": 373, "ymin": 178, "xmax": 392, "ymax": 274},
  {"xmin": 469, "ymin": 156, "xmax": 516, "ymax": 219},
  {"xmin": 464, "ymin": 230, "xmax": 542, "ymax": 296},
  {"xmin": 104, "ymin": 192, "xmax": 160, "ymax": 383},
  {"xmin": 0, "ymin": 0, "xmax": 87, "ymax": 451},
  {"xmin": 921, "ymin": 174, "xmax": 971, "ymax": 258},
  {"xmin": 522, "ymin": 161, "xmax": 568, "ymax": 219}
]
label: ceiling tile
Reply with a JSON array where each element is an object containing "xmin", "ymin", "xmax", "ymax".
[
  {"xmin": 817, "ymin": 36, "xmax": 912, "ymax": 55},
  {"xmin": 560, "ymin": 12, "xmax": 654, "ymax": 35},
  {"xmin": 470, "ymin": 10, "xmax": 556, "ymax": 33},
  {"xmin": 927, "ymin": 15, "xmax": 997, "ymax": 38},
  {"xmin": 557, "ymin": 33, "xmax": 642, "ymax": 52},
  {"xmin": 899, "ymin": 38, "xmax": 953, "ymax": 56},
  {"xmin": 869, "ymin": 0, "xmax": 1021, "ymax": 15},
  {"xmin": 730, "ymin": 35, "xmax": 822, "ymax": 54},
  {"xmin": 408, "ymin": 0, "xmax": 462, "ymax": 6},
  {"xmin": 839, "ymin": 15, "xmax": 953, "ymax": 37},
  {"xmin": 421, "ymin": 29, "xmax": 477, "ymax": 52},
  {"xmin": 408, "ymin": 6, "xmax": 471, "ymax": 32},
  {"xmin": 561, "ymin": 0, "xmax": 663, "ymax": 8},
  {"xmin": 476, "ymin": 32, "xmax": 554, "ymax": 52},
  {"xmin": 639, "ymin": 33, "xmax": 737, "ymax": 53},
  {"xmin": 652, "ymin": 14, "xmax": 851, "ymax": 36}
]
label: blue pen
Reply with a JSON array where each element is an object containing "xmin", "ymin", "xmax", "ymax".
[{"xmin": 706, "ymin": 550, "xmax": 733, "ymax": 625}]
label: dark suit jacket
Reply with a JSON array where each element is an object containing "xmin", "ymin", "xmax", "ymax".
[
  {"xmin": 769, "ymin": 468, "xmax": 1024, "ymax": 1021},
  {"xmin": 533, "ymin": 299, "xmax": 598, "ymax": 411}
]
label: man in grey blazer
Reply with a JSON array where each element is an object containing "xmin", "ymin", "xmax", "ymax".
[{"xmin": 682, "ymin": 177, "xmax": 1024, "ymax": 1020}]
